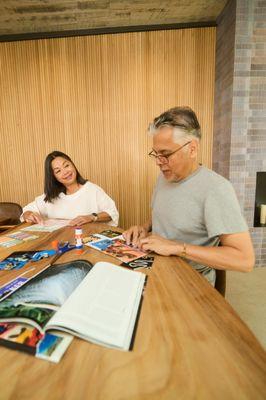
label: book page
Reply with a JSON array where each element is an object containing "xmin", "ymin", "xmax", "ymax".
[{"xmin": 47, "ymin": 262, "xmax": 145, "ymax": 350}]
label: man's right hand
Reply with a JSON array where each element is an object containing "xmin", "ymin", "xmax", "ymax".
[
  {"xmin": 22, "ymin": 211, "xmax": 44, "ymax": 224},
  {"xmin": 123, "ymin": 225, "xmax": 149, "ymax": 247}
]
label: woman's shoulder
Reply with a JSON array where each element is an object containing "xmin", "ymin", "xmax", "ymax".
[
  {"xmin": 35, "ymin": 193, "xmax": 46, "ymax": 203},
  {"xmin": 82, "ymin": 181, "xmax": 104, "ymax": 192}
]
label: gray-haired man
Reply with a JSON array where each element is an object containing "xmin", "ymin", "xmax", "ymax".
[{"xmin": 123, "ymin": 106, "xmax": 254, "ymax": 285}]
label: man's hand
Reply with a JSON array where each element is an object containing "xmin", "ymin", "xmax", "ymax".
[
  {"xmin": 123, "ymin": 225, "xmax": 149, "ymax": 247},
  {"xmin": 22, "ymin": 211, "xmax": 44, "ymax": 224},
  {"xmin": 139, "ymin": 234, "xmax": 180, "ymax": 256},
  {"xmin": 68, "ymin": 215, "xmax": 95, "ymax": 227}
]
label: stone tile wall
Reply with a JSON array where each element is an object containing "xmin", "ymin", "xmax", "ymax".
[
  {"xmin": 213, "ymin": 0, "xmax": 236, "ymax": 178},
  {"xmin": 214, "ymin": 0, "xmax": 266, "ymax": 267}
]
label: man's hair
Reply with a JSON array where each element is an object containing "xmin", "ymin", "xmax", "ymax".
[
  {"xmin": 148, "ymin": 106, "xmax": 201, "ymax": 142},
  {"xmin": 44, "ymin": 150, "xmax": 87, "ymax": 203}
]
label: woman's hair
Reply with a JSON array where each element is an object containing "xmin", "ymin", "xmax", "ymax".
[{"xmin": 44, "ymin": 151, "xmax": 87, "ymax": 203}]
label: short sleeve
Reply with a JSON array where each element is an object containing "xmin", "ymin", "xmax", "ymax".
[
  {"xmin": 95, "ymin": 187, "xmax": 119, "ymax": 226},
  {"xmin": 204, "ymin": 180, "xmax": 248, "ymax": 238},
  {"xmin": 21, "ymin": 195, "xmax": 48, "ymax": 220}
]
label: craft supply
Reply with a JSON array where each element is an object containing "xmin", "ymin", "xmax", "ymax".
[{"xmin": 75, "ymin": 228, "xmax": 83, "ymax": 249}]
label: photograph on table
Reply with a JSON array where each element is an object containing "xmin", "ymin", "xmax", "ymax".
[
  {"xmin": 87, "ymin": 238, "xmax": 147, "ymax": 263},
  {"xmin": 0, "ymin": 251, "xmax": 40, "ymax": 271}
]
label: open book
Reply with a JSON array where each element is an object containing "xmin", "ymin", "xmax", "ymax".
[{"xmin": 0, "ymin": 260, "xmax": 146, "ymax": 353}]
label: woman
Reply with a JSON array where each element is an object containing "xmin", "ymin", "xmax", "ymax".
[{"xmin": 21, "ymin": 151, "xmax": 119, "ymax": 227}]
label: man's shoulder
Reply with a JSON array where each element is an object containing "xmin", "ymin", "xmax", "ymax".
[{"xmin": 197, "ymin": 167, "xmax": 231, "ymax": 186}]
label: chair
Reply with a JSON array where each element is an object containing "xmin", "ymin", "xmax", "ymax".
[
  {"xmin": 0, "ymin": 202, "xmax": 23, "ymax": 232},
  {"xmin": 215, "ymin": 269, "xmax": 226, "ymax": 297}
]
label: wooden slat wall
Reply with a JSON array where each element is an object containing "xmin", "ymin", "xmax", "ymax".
[{"xmin": 0, "ymin": 28, "xmax": 216, "ymax": 229}]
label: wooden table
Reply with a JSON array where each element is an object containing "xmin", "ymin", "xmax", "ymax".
[{"xmin": 0, "ymin": 223, "xmax": 265, "ymax": 400}]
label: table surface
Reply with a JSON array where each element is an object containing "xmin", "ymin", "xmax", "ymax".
[{"xmin": 0, "ymin": 223, "xmax": 265, "ymax": 400}]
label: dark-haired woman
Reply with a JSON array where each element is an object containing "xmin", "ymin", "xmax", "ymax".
[{"xmin": 21, "ymin": 151, "xmax": 119, "ymax": 227}]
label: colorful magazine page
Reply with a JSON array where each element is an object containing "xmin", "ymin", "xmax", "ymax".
[
  {"xmin": 0, "ymin": 322, "xmax": 72, "ymax": 363},
  {"xmin": 82, "ymin": 234, "xmax": 106, "ymax": 244},
  {"xmin": 0, "ymin": 261, "xmax": 92, "ymax": 331},
  {"xmin": 21, "ymin": 219, "xmax": 69, "ymax": 232},
  {"xmin": 0, "ymin": 251, "xmax": 40, "ymax": 271},
  {"xmin": 36, "ymin": 331, "xmax": 73, "ymax": 363},
  {"xmin": 0, "ymin": 322, "xmax": 42, "ymax": 354},
  {"xmin": 82, "ymin": 230, "xmax": 122, "ymax": 244},
  {"xmin": 0, "ymin": 303, "xmax": 56, "ymax": 332},
  {"xmin": 0, "ymin": 236, "xmax": 23, "ymax": 248},
  {"xmin": 7, "ymin": 231, "xmax": 39, "ymax": 242},
  {"xmin": 0, "ymin": 232, "xmax": 39, "ymax": 248},
  {"xmin": 99, "ymin": 230, "xmax": 123, "ymax": 239},
  {"xmin": 121, "ymin": 255, "xmax": 155, "ymax": 270},
  {"xmin": 85, "ymin": 237, "xmax": 147, "ymax": 263}
]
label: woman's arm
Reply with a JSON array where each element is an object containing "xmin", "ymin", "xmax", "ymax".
[
  {"xmin": 68, "ymin": 212, "xmax": 112, "ymax": 227},
  {"xmin": 21, "ymin": 197, "xmax": 46, "ymax": 224}
]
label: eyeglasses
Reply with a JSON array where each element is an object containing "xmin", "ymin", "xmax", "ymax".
[{"xmin": 148, "ymin": 141, "xmax": 191, "ymax": 164}]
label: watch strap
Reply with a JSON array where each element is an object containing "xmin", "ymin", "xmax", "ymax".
[{"xmin": 92, "ymin": 213, "xmax": 98, "ymax": 221}]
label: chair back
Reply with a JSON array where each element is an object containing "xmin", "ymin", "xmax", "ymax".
[
  {"xmin": 0, "ymin": 202, "xmax": 23, "ymax": 225},
  {"xmin": 215, "ymin": 269, "xmax": 226, "ymax": 297}
]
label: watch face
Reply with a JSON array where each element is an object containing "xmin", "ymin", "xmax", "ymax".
[{"xmin": 92, "ymin": 213, "xmax": 98, "ymax": 221}]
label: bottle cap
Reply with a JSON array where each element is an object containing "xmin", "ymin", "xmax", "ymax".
[{"xmin": 51, "ymin": 240, "xmax": 59, "ymax": 251}]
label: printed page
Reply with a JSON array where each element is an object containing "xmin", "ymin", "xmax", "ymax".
[
  {"xmin": 22, "ymin": 219, "xmax": 69, "ymax": 232},
  {"xmin": 86, "ymin": 237, "xmax": 147, "ymax": 263},
  {"xmin": 0, "ymin": 322, "xmax": 73, "ymax": 363},
  {"xmin": 47, "ymin": 262, "xmax": 145, "ymax": 350}
]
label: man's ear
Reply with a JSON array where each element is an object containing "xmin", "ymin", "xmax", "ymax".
[{"xmin": 189, "ymin": 139, "xmax": 199, "ymax": 158}]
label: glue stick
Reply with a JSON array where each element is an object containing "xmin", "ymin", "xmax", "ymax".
[{"xmin": 75, "ymin": 227, "xmax": 83, "ymax": 249}]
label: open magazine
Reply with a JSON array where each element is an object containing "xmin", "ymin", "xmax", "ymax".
[
  {"xmin": 84, "ymin": 230, "xmax": 147, "ymax": 263},
  {"xmin": 0, "ymin": 259, "xmax": 146, "ymax": 356}
]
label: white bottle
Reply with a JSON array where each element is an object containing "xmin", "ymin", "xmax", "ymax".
[{"xmin": 75, "ymin": 227, "xmax": 83, "ymax": 249}]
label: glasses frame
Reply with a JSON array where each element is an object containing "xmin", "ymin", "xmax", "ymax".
[{"xmin": 148, "ymin": 141, "xmax": 192, "ymax": 164}]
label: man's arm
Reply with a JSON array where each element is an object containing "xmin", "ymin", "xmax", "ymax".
[
  {"xmin": 123, "ymin": 219, "xmax": 152, "ymax": 247},
  {"xmin": 140, "ymin": 231, "xmax": 255, "ymax": 272}
]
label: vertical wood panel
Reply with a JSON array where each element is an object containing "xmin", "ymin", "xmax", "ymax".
[{"xmin": 0, "ymin": 28, "xmax": 216, "ymax": 228}]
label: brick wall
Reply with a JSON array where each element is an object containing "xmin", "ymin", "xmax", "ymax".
[
  {"xmin": 213, "ymin": 0, "xmax": 236, "ymax": 178},
  {"xmin": 214, "ymin": 0, "xmax": 266, "ymax": 267}
]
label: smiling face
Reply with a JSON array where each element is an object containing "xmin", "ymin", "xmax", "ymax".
[
  {"xmin": 51, "ymin": 157, "xmax": 77, "ymax": 188},
  {"xmin": 152, "ymin": 126, "xmax": 199, "ymax": 182}
]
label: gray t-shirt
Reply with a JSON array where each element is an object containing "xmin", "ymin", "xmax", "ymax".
[{"xmin": 151, "ymin": 166, "xmax": 248, "ymax": 285}]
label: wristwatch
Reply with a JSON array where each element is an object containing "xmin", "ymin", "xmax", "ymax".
[{"xmin": 91, "ymin": 213, "xmax": 98, "ymax": 222}]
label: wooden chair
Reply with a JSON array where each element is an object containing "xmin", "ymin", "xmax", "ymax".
[
  {"xmin": 215, "ymin": 270, "xmax": 226, "ymax": 297},
  {"xmin": 0, "ymin": 202, "xmax": 23, "ymax": 232}
]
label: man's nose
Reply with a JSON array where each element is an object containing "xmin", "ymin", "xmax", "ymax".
[{"xmin": 155, "ymin": 157, "xmax": 164, "ymax": 166}]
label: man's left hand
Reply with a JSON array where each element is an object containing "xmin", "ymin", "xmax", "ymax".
[{"xmin": 140, "ymin": 234, "xmax": 180, "ymax": 256}]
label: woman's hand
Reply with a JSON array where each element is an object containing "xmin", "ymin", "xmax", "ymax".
[
  {"xmin": 22, "ymin": 211, "xmax": 44, "ymax": 224},
  {"xmin": 68, "ymin": 215, "xmax": 95, "ymax": 227}
]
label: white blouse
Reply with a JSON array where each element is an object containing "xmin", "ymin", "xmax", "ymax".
[{"xmin": 22, "ymin": 181, "xmax": 119, "ymax": 226}]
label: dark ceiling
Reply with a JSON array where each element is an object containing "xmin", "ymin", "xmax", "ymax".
[{"xmin": 0, "ymin": 0, "xmax": 229, "ymax": 40}]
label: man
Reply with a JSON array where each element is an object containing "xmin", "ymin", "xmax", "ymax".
[{"xmin": 123, "ymin": 106, "xmax": 255, "ymax": 285}]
